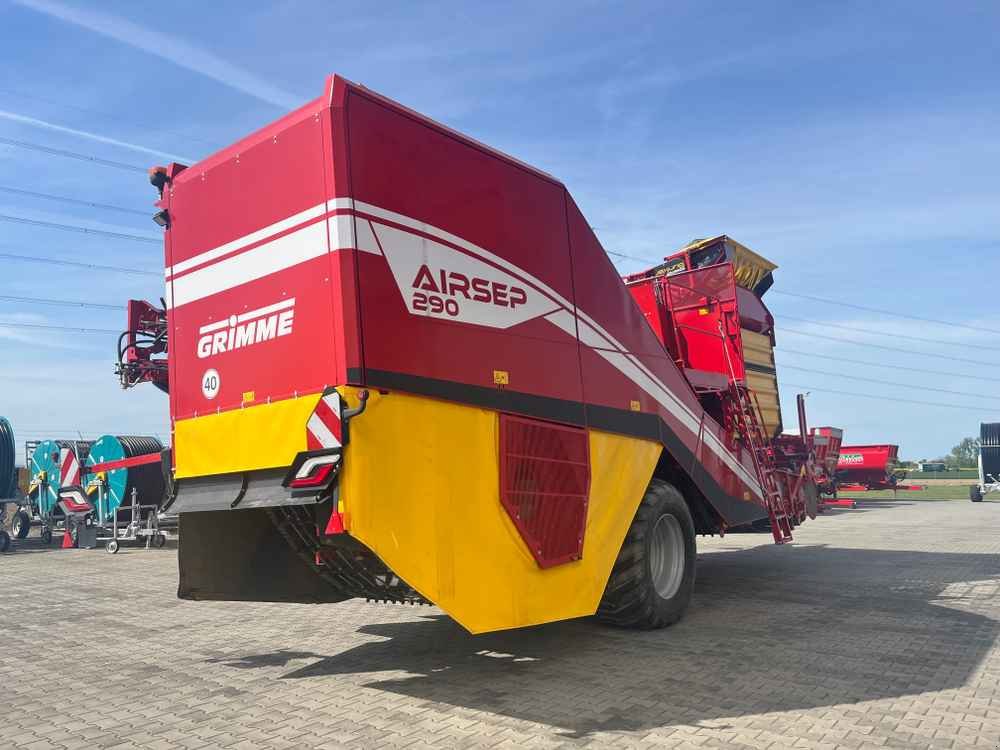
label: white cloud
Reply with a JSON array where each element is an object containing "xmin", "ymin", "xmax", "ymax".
[
  {"xmin": 12, "ymin": 0, "xmax": 302, "ymax": 110},
  {"xmin": 0, "ymin": 109, "xmax": 195, "ymax": 164}
]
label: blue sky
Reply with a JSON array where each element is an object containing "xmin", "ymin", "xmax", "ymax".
[{"xmin": 1, "ymin": 0, "xmax": 999, "ymax": 464}]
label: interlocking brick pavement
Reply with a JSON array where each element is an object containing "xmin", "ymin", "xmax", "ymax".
[{"xmin": 2, "ymin": 498, "xmax": 999, "ymax": 749}]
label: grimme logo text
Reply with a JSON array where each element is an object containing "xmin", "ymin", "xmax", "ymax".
[
  {"xmin": 197, "ymin": 299, "xmax": 295, "ymax": 358},
  {"xmin": 411, "ymin": 264, "xmax": 527, "ymax": 317}
]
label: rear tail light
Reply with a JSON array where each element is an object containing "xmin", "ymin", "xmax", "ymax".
[
  {"xmin": 283, "ymin": 449, "xmax": 341, "ymax": 490},
  {"xmin": 57, "ymin": 486, "xmax": 94, "ymax": 515}
]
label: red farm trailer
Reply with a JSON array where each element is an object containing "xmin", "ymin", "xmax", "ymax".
[
  {"xmin": 119, "ymin": 75, "xmax": 829, "ymax": 634},
  {"xmin": 837, "ymin": 444, "xmax": 922, "ymax": 491}
]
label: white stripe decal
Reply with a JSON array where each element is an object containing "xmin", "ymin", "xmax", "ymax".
[
  {"xmin": 543, "ymin": 308, "xmax": 761, "ymax": 497},
  {"xmin": 163, "ymin": 196, "xmax": 763, "ymax": 499},
  {"xmin": 166, "ymin": 198, "xmax": 355, "ymax": 279},
  {"xmin": 170, "ymin": 221, "xmax": 327, "ymax": 308}
]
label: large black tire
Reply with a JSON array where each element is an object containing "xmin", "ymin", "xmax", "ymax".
[
  {"xmin": 11, "ymin": 511, "xmax": 30, "ymax": 539},
  {"xmin": 597, "ymin": 479, "xmax": 696, "ymax": 629},
  {"xmin": 970, "ymin": 486, "xmax": 983, "ymax": 502},
  {"xmin": 0, "ymin": 530, "xmax": 9, "ymax": 552}
]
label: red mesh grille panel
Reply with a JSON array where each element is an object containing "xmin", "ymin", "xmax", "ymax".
[
  {"xmin": 499, "ymin": 414, "xmax": 590, "ymax": 569},
  {"xmin": 664, "ymin": 265, "xmax": 736, "ymax": 310}
]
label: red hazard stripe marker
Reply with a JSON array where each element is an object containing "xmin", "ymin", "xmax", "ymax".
[{"xmin": 307, "ymin": 392, "xmax": 343, "ymax": 451}]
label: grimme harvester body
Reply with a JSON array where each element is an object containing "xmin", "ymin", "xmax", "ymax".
[{"xmin": 125, "ymin": 75, "xmax": 825, "ymax": 633}]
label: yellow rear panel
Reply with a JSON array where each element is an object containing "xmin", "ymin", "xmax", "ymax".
[
  {"xmin": 173, "ymin": 393, "xmax": 321, "ymax": 478},
  {"xmin": 337, "ymin": 388, "xmax": 661, "ymax": 634}
]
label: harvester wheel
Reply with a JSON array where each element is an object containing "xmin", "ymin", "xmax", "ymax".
[
  {"xmin": 597, "ymin": 479, "xmax": 696, "ymax": 629},
  {"xmin": 11, "ymin": 511, "xmax": 30, "ymax": 539},
  {"xmin": 40, "ymin": 528, "xmax": 52, "ymax": 545},
  {"xmin": 970, "ymin": 486, "xmax": 983, "ymax": 502}
]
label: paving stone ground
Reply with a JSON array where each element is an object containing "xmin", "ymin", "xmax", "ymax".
[{"xmin": 2, "ymin": 498, "xmax": 999, "ymax": 749}]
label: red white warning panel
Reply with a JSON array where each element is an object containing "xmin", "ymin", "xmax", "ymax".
[
  {"xmin": 307, "ymin": 392, "xmax": 343, "ymax": 451},
  {"xmin": 60, "ymin": 448, "xmax": 81, "ymax": 487}
]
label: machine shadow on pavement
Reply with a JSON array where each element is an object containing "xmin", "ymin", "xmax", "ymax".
[{"xmin": 207, "ymin": 543, "xmax": 1000, "ymax": 739}]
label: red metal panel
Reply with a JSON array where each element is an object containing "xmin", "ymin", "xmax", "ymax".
[
  {"xmin": 344, "ymin": 87, "xmax": 584, "ymax": 403},
  {"xmin": 661, "ymin": 266, "xmax": 744, "ymax": 381},
  {"xmin": 164, "ymin": 104, "xmax": 343, "ymax": 419},
  {"xmin": 499, "ymin": 414, "xmax": 590, "ymax": 568}
]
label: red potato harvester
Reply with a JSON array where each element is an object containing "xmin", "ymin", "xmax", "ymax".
[{"xmin": 116, "ymin": 74, "xmax": 844, "ymax": 634}]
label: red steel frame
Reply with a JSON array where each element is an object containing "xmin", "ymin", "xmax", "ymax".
[{"xmin": 625, "ymin": 259, "xmax": 817, "ymax": 542}]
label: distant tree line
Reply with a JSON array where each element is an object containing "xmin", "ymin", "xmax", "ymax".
[{"xmin": 907, "ymin": 436, "xmax": 981, "ymax": 469}]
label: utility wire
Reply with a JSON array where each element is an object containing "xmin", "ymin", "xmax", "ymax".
[
  {"xmin": 779, "ymin": 364, "xmax": 1000, "ymax": 401},
  {"xmin": 776, "ymin": 348, "xmax": 1000, "ymax": 384},
  {"xmin": 0, "ymin": 85, "xmax": 220, "ymax": 150},
  {"xmin": 771, "ymin": 290, "xmax": 1000, "ymax": 336},
  {"xmin": 0, "ymin": 185, "xmax": 149, "ymax": 216},
  {"xmin": 0, "ymin": 252, "xmax": 159, "ymax": 276},
  {"xmin": 782, "ymin": 382, "xmax": 1000, "ymax": 413},
  {"xmin": 780, "ymin": 328, "xmax": 1000, "ymax": 367},
  {"xmin": 0, "ymin": 321, "xmax": 118, "ymax": 334},
  {"xmin": 607, "ymin": 249, "xmax": 659, "ymax": 264},
  {"xmin": 0, "ymin": 294, "xmax": 121, "ymax": 311},
  {"xmin": 0, "ymin": 214, "xmax": 159, "ymax": 244},
  {"xmin": 0, "ymin": 136, "xmax": 146, "ymax": 172},
  {"xmin": 775, "ymin": 313, "xmax": 1000, "ymax": 352}
]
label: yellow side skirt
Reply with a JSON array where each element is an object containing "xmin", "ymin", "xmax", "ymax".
[{"xmin": 339, "ymin": 389, "xmax": 661, "ymax": 634}]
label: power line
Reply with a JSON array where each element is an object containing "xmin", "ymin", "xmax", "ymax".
[
  {"xmin": 780, "ymin": 328, "xmax": 1000, "ymax": 367},
  {"xmin": 779, "ymin": 364, "xmax": 1000, "ymax": 401},
  {"xmin": 776, "ymin": 348, "xmax": 1000, "ymax": 384},
  {"xmin": 0, "ymin": 321, "xmax": 118, "ymax": 334},
  {"xmin": 0, "ymin": 295, "xmax": 121, "ymax": 311},
  {"xmin": 782, "ymin": 382, "xmax": 1000, "ymax": 413},
  {"xmin": 0, "ymin": 185, "xmax": 148, "ymax": 216},
  {"xmin": 607, "ymin": 249, "xmax": 659, "ymax": 264},
  {"xmin": 0, "ymin": 136, "xmax": 146, "ymax": 172},
  {"xmin": 0, "ymin": 252, "xmax": 159, "ymax": 276},
  {"xmin": 0, "ymin": 214, "xmax": 159, "ymax": 244},
  {"xmin": 0, "ymin": 85, "xmax": 220, "ymax": 150},
  {"xmin": 776, "ymin": 314, "xmax": 1000, "ymax": 352},
  {"xmin": 771, "ymin": 290, "xmax": 1000, "ymax": 336}
]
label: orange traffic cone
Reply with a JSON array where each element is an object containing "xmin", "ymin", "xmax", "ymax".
[{"xmin": 61, "ymin": 527, "xmax": 75, "ymax": 549}]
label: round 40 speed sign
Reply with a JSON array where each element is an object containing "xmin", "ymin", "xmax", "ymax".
[{"xmin": 201, "ymin": 368, "xmax": 220, "ymax": 400}]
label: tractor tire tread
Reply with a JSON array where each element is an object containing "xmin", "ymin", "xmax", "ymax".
[{"xmin": 596, "ymin": 479, "xmax": 696, "ymax": 630}]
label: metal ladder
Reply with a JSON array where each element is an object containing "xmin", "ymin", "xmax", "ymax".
[
  {"xmin": 733, "ymin": 385, "xmax": 793, "ymax": 544},
  {"xmin": 712, "ymin": 314, "xmax": 793, "ymax": 544}
]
